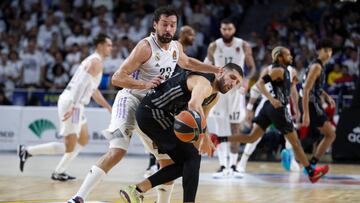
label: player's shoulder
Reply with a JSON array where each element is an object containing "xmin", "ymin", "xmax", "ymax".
[
  {"xmin": 132, "ymin": 39, "xmax": 152, "ymax": 61},
  {"xmin": 136, "ymin": 38, "xmax": 151, "ymax": 51},
  {"xmin": 208, "ymin": 41, "xmax": 217, "ymax": 51}
]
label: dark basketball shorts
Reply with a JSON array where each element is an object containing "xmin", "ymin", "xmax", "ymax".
[
  {"xmin": 299, "ymin": 99, "xmax": 328, "ymax": 128},
  {"xmin": 253, "ymin": 100, "xmax": 294, "ymax": 135}
]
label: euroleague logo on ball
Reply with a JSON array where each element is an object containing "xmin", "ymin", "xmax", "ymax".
[{"xmin": 174, "ymin": 110, "xmax": 206, "ymax": 143}]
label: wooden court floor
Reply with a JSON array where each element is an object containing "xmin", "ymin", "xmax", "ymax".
[{"xmin": 0, "ymin": 152, "xmax": 359, "ymax": 203}]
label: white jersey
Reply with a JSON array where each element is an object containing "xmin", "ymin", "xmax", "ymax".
[
  {"xmin": 61, "ymin": 52, "xmax": 103, "ymax": 105},
  {"xmin": 124, "ymin": 33, "xmax": 180, "ymax": 99},
  {"xmin": 213, "ymin": 37, "xmax": 245, "ymax": 68}
]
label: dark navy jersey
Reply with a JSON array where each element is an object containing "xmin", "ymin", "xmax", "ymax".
[
  {"xmin": 301, "ymin": 59, "xmax": 325, "ymax": 103},
  {"xmin": 270, "ymin": 63, "xmax": 291, "ymax": 106},
  {"xmin": 141, "ymin": 71, "xmax": 217, "ymax": 115}
]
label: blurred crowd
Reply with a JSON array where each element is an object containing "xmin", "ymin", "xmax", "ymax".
[
  {"xmin": 0, "ymin": 0, "xmax": 359, "ymax": 106},
  {"xmin": 249, "ymin": 0, "xmax": 359, "ymax": 98}
]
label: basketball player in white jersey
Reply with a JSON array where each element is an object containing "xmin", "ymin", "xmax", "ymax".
[
  {"xmin": 144, "ymin": 25, "xmax": 196, "ymax": 178},
  {"xmin": 17, "ymin": 33, "xmax": 113, "ymax": 181},
  {"xmin": 237, "ymin": 59, "xmax": 301, "ymax": 173},
  {"xmin": 67, "ymin": 6, "xmax": 220, "ymax": 203},
  {"xmin": 205, "ymin": 19, "xmax": 256, "ymax": 178}
]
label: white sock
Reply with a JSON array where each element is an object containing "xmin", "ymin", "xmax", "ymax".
[
  {"xmin": 237, "ymin": 138, "xmax": 261, "ymax": 170},
  {"xmin": 156, "ymin": 183, "xmax": 174, "ymax": 203},
  {"xmin": 285, "ymin": 139, "xmax": 300, "ymax": 172},
  {"xmin": 54, "ymin": 143, "xmax": 83, "ymax": 173},
  {"xmin": 75, "ymin": 165, "xmax": 106, "ymax": 199},
  {"xmin": 285, "ymin": 139, "xmax": 292, "ymax": 150},
  {"xmin": 26, "ymin": 142, "xmax": 65, "ymax": 155},
  {"xmin": 217, "ymin": 142, "xmax": 228, "ymax": 167},
  {"xmin": 229, "ymin": 153, "xmax": 238, "ymax": 167}
]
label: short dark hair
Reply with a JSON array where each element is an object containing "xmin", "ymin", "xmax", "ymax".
[
  {"xmin": 316, "ymin": 39, "xmax": 333, "ymax": 50},
  {"xmin": 93, "ymin": 33, "xmax": 110, "ymax": 46},
  {"xmin": 224, "ymin": 63, "xmax": 243, "ymax": 77},
  {"xmin": 220, "ymin": 18, "xmax": 234, "ymax": 25},
  {"xmin": 153, "ymin": 5, "xmax": 178, "ymax": 23}
]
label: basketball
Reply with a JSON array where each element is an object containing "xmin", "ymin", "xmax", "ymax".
[{"xmin": 173, "ymin": 110, "xmax": 206, "ymax": 143}]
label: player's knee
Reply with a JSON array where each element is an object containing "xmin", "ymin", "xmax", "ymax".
[
  {"xmin": 159, "ymin": 158, "xmax": 174, "ymax": 168},
  {"xmin": 323, "ymin": 123, "xmax": 336, "ymax": 141}
]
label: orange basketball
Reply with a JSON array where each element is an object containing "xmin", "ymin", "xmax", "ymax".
[{"xmin": 174, "ymin": 110, "xmax": 207, "ymax": 143}]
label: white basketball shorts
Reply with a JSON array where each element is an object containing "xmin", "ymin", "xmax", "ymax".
[
  {"xmin": 105, "ymin": 90, "xmax": 170, "ymax": 160},
  {"xmin": 58, "ymin": 95, "xmax": 86, "ymax": 137}
]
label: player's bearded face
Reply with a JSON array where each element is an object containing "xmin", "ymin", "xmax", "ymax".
[
  {"xmin": 157, "ymin": 32, "xmax": 174, "ymax": 43},
  {"xmin": 222, "ymin": 33, "xmax": 235, "ymax": 44},
  {"xmin": 218, "ymin": 76, "xmax": 230, "ymax": 94},
  {"xmin": 220, "ymin": 24, "xmax": 236, "ymax": 43},
  {"xmin": 155, "ymin": 16, "xmax": 177, "ymax": 44}
]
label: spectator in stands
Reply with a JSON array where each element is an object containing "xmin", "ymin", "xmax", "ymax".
[
  {"xmin": 327, "ymin": 63, "xmax": 343, "ymax": 86},
  {"xmin": 0, "ymin": 52, "xmax": 8, "ymax": 85},
  {"xmin": 6, "ymin": 50, "xmax": 22, "ymax": 91},
  {"xmin": 103, "ymin": 43, "xmax": 124, "ymax": 75},
  {"xmin": 19, "ymin": 38, "xmax": 45, "ymax": 88},
  {"xmin": 37, "ymin": 15, "xmax": 60, "ymax": 51},
  {"xmin": 343, "ymin": 47, "xmax": 359, "ymax": 78},
  {"xmin": 0, "ymin": 88, "xmax": 12, "ymax": 105},
  {"xmin": 65, "ymin": 43, "xmax": 81, "ymax": 67},
  {"xmin": 65, "ymin": 24, "xmax": 87, "ymax": 52},
  {"xmin": 128, "ymin": 16, "xmax": 147, "ymax": 43},
  {"xmin": 44, "ymin": 63, "xmax": 69, "ymax": 90}
]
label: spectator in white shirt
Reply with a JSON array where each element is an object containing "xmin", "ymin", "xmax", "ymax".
[
  {"xmin": 103, "ymin": 44, "xmax": 124, "ymax": 75},
  {"xmin": 65, "ymin": 43, "xmax": 81, "ymax": 66},
  {"xmin": 44, "ymin": 63, "xmax": 69, "ymax": 90},
  {"xmin": 128, "ymin": 17, "xmax": 147, "ymax": 43},
  {"xmin": 19, "ymin": 39, "xmax": 45, "ymax": 88},
  {"xmin": 343, "ymin": 47, "xmax": 359, "ymax": 77},
  {"xmin": 37, "ymin": 16, "xmax": 60, "ymax": 51},
  {"xmin": 65, "ymin": 24, "xmax": 87, "ymax": 52},
  {"xmin": 6, "ymin": 50, "xmax": 22, "ymax": 88}
]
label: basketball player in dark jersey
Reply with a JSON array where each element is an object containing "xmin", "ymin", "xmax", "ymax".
[
  {"xmin": 144, "ymin": 26, "xmax": 197, "ymax": 177},
  {"xmin": 119, "ymin": 63, "xmax": 243, "ymax": 203},
  {"xmin": 212, "ymin": 47, "xmax": 329, "ymax": 183},
  {"xmin": 300, "ymin": 39, "xmax": 336, "ymax": 168}
]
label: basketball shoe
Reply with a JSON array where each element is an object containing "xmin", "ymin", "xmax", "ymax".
[
  {"xmin": 229, "ymin": 165, "xmax": 243, "ymax": 178},
  {"xmin": 67, "ymin": 196, "xmax": 84, "ymax": 203},
  {"xmin": 308, "ymin": 165, "xmax": 329, "ymax": 183},
  {"xmin": 212, "ymin": 165, "xmax": 227, "ymax": 178},
  {"xmin": 51, "ymin": 172, "xmax": 76, "ymax": 181},
  {"xmin": 120, "ymin": 185, "xmax": 144, "ymax": 203},
  {"xmin": 17, "ymin": 145, "xmax": 31, "ymax": 172}
]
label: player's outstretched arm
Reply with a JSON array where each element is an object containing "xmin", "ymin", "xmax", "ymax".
[{"xmin": 177, "ymin": 42, "xmax": 220, "ymax": 74}]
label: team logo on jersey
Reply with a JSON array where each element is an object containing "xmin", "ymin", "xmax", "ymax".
[
  {"xmin": 236, "ymin": 47, "xmax": 240, "ymax": 53},
  {"xmin": 172, "ymin": 50, "xmax": 177, "ymax": 61},
  {"xmin": 155, "ymin": 63, "xmax": 160, "ymax": 67},
  {"xmin": 155, "ymin": 52, "xmax": 161, "ymax": 61}
]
